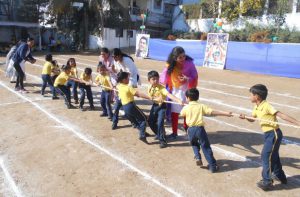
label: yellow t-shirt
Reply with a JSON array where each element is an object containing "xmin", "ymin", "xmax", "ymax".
[
  {"xmin": 180, "ymin": 101, "xmax": 212, "ymax": 127},
  {"xmin": 80, "ymin": 73, "xmax": 92, "ymax": 82},
  {"xmin": 148, "ymin": 84, "xmax": 169, "ymax": 104},
  {"xmin": 70, "ymin": 67, "xmax": 78, "ymax": 78},
  {"xmin": 117, "ymin": 83, "xmax": 137, "ymax": 105},
  {"xmin": 252, "ymin": 100, "xmax": 279, "ymax": 132},
  {"xmin": 42, "ymin": 61, "xmax": 53, "ymax": 75},
  {"xmin": 95, "ymin": 74, "xmax": 111, "ymax": 91},
  {"xmin": 54, "ymin": 72, "xmax": 69, "ymax": 87}
]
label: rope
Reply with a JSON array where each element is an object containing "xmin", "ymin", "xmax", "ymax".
[{"xmin": 83, "ymin": 83, "xmax": 300, "ymax": 129}]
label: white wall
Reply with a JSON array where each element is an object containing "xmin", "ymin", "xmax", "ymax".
[
  {"xmin": 187, "ymin": 13, "xmax": 300, "ymax": 33},
  {"xmin": 89, "ymin": 28, "xmax": 136, "ymax": 50}
]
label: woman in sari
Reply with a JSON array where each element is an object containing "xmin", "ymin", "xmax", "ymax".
[{"xmin": 160, "ymin": 46, "xmax": 198, "ymax": 139}]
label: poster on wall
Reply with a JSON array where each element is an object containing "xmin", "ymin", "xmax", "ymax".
[
  {"xmin": 203, "ymin": 33, "xmax": 229, "ymax": 69},
  {"xmin": 135, "ymin": 34, "xmax": 150, "ymax": 58}
]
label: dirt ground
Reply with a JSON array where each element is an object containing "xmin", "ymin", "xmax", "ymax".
[{"xmin": 0, "ymin": 51, "xmax": 299, "ymax": 197}]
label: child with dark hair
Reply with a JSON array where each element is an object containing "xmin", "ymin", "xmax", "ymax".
[
  {"xmin": 50, "ymin": 60, "xmax": 60, "ymax": 83},
  {"xmin": 181, "ymin": 88, "xmax": 232, "ymax": 173},
  {"xmin": 147, "ymin": 70, "xmax": 183, "ymax": 148},
  {"xmin": 54, "ymin": 65, "xmax": 83, "ymax": 109},
  {"xmin": 240, "ymin": 84, "xmax": 300, "ymax": 190},
  {"xmin": 41, "ymin": 54, "xmax": 58, "ymax": 99},
  {"xmin": 116, "ymin": 71, "xmax": 152, "ymax": 143},
  {"xmin": 78, "ymin": 67, "xmax": 94, "ymax": 111},
  {"xmin": 66, "ymin": 58, "xmax": 79, "ymax": 104},
  {"xmin": 95, "ymin": 63, "xmax": 113, "ymax": 119}
]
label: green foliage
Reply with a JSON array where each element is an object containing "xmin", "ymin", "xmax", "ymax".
[
  {"xmin": 221, "ymin": 0, "xmax": 241, "ymax": 22},
  {"xmin": 241, "ymin": 0, "xmax": 265, "ymax": 16},
  {"xmin": 182, "ymin": 0, "xmax": 218, "ymax": 19},
  {"xmin": 227, "ymin": 23, "xmax": 300, "ymax": 43},
  {"xmin": 16, "ymin": 0, "xmax": 49, "ymax": 22}
]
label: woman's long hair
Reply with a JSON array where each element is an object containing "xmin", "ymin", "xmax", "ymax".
[
  {"xmin": 112, "ymin": 48, "xmax": 134, "ymax": 62},
  {"xmin": 166, "ymin": 46, "xmax": 193, "ymax": 75}
]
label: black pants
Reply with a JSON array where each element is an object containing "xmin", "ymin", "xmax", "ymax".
[{"xmin": 13, "ymin": 62, "xmax": 25, "ymax": 89}]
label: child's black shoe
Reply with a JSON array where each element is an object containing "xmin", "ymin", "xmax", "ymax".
[
  {"xmin": 52, "ymin": 96, "xmax": 59, "ymax": 100},
  {"xmin": 100, "ymin": 113, "xmax": 108, "ymax": 117},
  {"xmin": 159, "ymin": 141, "xmax": 167, "ymax": 148},
  {"xmin": 112, "ymin": 122, "xmax": 117, "ymax": 130},
  {"xmin": 208, "ymin": 165, "xmax": 219, "ymax": 173},
  {"xmin": 256, "ymin": 180, "xmax": 273, "ymax": 191},
  {"xmin": 271, "ymin": 173, "xmax": 287, "ymax": 184},
  {"xmin": 139, "ymin": 137, "xmax": 148, "ymax": 144}
]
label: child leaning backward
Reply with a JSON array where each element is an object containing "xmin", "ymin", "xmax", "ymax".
[
  {"xmin": 54, "ymin": 64, "xmax": 85, "ymax": 109},
  {"xmin": 41, "ymin": 54, "xmax": 58, "ymax": 100},
  {"xmin": 78, "ymin": 67, "xmax": 94, "ymax": 111},
  {"xmin": 116, "ymin": 71, "xmax": 152, "ymax": 143},
  {"xmin": 147, "ymin": 70, "xmax": 183, "ymax": 148},
  {"xmin": 240, "ymin": 84, "xmax": 300, "ymax": 191},
  {"xmin": 94, "ymin": 63, "xmax": 113, "ymax": 120},
  {"xmin": 180, "ymin": 88, "xmax": 232, "ymax": 173}
]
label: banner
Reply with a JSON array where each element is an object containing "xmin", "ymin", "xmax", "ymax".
[
  {"xmin": 135, "ymin": 34, "xmax": 150, "ymax": 58},
  {"xmin": 203, "ymin": 33, "xmax": 229, "ymax": 69}
]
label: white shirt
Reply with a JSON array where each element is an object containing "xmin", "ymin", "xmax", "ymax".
[{"xmin": 114, "ymin": 56, "xmax": 140, "ymax": 87}]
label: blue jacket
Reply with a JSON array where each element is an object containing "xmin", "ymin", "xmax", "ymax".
[{"xmin": 12, "ymin": 43, "xmax": 34, "ymax": 64}]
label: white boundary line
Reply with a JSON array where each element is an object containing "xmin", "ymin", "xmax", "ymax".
[
  {"xmin": 0, "ymin": 81, "xmax": 182, "ymax": 197},
  {"xmin": 0, "ymin": 157, "xmax": 23, "ymax": 197}
]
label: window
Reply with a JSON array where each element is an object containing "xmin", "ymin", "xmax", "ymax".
[{"xmin": 153, "ymin": 0, "xmax": 162, "ymax": 11}]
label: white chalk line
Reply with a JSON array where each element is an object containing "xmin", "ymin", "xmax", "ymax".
[
  {"xmin": 53, "ymin": 55, "xmax": 300, "ymax": 101},
  {"xmin": 15, "ymin": 64, "xmax": 300, "ymax": 146},
  {"xmin": 49, "ymin": 55, "xmax": 300, "ymax": 109},
  {"xmin": 0, "ymin": 81, "xmax": 182, "ymax": 197},
  {"xmin": 0, "ymin": 157, "xmax": 23, "ymax": 197},
  {"xmin": 0, "ymin": 98, "xmax": 49, "ymax": 107}
]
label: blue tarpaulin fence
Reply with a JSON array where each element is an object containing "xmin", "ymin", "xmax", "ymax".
[{"xmin": 148, "ymin": 39, "xmax": 300, "ymax": 79}]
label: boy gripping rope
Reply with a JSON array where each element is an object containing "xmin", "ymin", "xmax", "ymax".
[
  {"xmin": 240, "ymin": 84, "xmax": 300, "ymax": 190},
  {"xmin": 180, "ymin": 88, "xmax": 232, "ymax": 173}
]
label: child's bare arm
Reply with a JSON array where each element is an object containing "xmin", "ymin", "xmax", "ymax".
[
  {"xmin": 239, "ymin": 114, "xmax": 256, "ymax": 122},
  {"xmin": 276, "ymin": 111, "xmax": 300, "ymax": 126},
  {"xmin": 167, "ymin": 92, "xmax": 184, "ymax": 105},
  {"xmin": 211, "ymin": 110, "xmax": 232, "ymax": 117},
  {"xmin": 135, "ymin": 90, "xmax": 152, "ymax": 100}
]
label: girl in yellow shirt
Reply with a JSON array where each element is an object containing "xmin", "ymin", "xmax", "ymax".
[
  {"xmin": 54, "ymin": 64, "xmax": 84, "ymax": 109},
  {"xmin": 66, "ymin": 58, "xmax": 79, "ymax": 104},
  {"xmin": 79, "ymin": 67, "xmax": 94, "ymax": 111}
]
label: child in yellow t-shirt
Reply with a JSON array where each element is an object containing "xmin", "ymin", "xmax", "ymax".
[
  {"xmin": 147, "ymin": 70, "xmax": 183, "ymax": 148},
  {"xmin": 180, "ymin": 88, "xmax": 232, "ymax": 173},
  {"xmin": 240, "ymin": 84, "xmax": 300, "ymax": 190},
  {"xmin": 54, "ymin": 64, "xmax": 84, "ymax": 109},
  {"xmin": 41, "ymin": 54, "xmax": 58, "ymax": 99},
  {"xmin": 95, "ymin": 63, "xmax": 113, "ymax": 119},
  {"xmin": 78, "ymin": 67, "xmax": 94, "ymax": 111},
  {"xmin": 116, "ymin": 71, "xmax": 152, "ymax": 143},
  {"xmin": 66, "ymin": 58, "xmax": 79, "ymax": 104}
]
